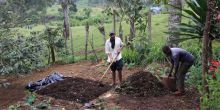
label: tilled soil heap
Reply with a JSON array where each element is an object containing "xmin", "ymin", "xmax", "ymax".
[
  {"xmin": 116, "ymin": 71, "xmax": 169, "ymax": 97},
  {"xmin": 37, "ymin": 77, "xmax": 111, "ymax": 103}
]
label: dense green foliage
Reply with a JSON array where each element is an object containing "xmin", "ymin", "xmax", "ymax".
[
  {"xmin": 172, "ymin": 0, "xmax": 220, "ymax": 43},
  {"xmin": 1, "ymin": 0, "xmax": 220, "ymax": 109},
  {"xmin": 199, "ymin": 72, "xmax": 220, "ymax": 109},
  {"xmin": 0, "ymin": 33, "xmax": 46, "ymax": 75},
  {"xmin": 0, "ymin": 0, "xmax": 55, "ymax": 28},
  {"xmin": 0, "ymin": 28, "xmax": 65, "ymax": 75},
  {"xmin": 41, "ymin": 27, "xmax": 65, "ymax": 63}
]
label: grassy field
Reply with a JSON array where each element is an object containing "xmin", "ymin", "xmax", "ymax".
[
  {"xmin": 16, "ymin": 2, "xmax": 169, "ymax": 55},
  {"xmin": 16, "ymin": 13, "xmax": 168, "ymax": 52}
]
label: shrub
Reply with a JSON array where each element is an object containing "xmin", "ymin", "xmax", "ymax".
[
  {"xmin": 122, "ymin": 48, "xmax": 139, "ymax": 65},
  {"xmin": 199, "ymin": 72, "xmax": 220, "ymax": 110},
  {"xmin": 180, "ymin": 40, "xmax": 202, "ymax": 65},
  {"xmin": 0, "ymin": 34, "xmax": 46, "ymax": 75},
  {"xmin": 186, "ymin": 65, "xmax": 202, "ymax": 86},
  {"xmin": 70, "ymin": 19, "xmax": 81, "ymax": 27},
  {"xmin": 41, "ymin": 27, "xmax": 65, "ymax": 63},
  {"xmin": 146, "ymin": 43, "xmax": 166, "ymax": 63},
  {"xmin": 213, "ymin": 42, "xmax": 220, "ymax": 60}
]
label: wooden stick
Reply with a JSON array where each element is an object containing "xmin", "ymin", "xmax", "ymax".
[{"xmin": 98, "ymin": 54, "xmax": 119, "ymax": 82}]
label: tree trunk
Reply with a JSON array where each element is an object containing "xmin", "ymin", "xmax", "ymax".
[
  {"xmin": 147, "ymin": 11, "xmax": 152, "ymax": 44},
  {"xmin": 167, "ymin": 0, "xmax": 182, "ymax": 47},
  {"xmin": 125, "ymin": 36, "xmax": 128, "ymax": 46},
  {"xmin": 48, "ymin": 46, "xmax": 51, "ymax": 64},
  {"xmin": 50, "ymin": 45, "xmax": 56, "ymax": 63},
  {"xmin": 85, "ymin": 22, "xmax": 89, "ymax": 60},
  {"xmin": 89, "ymin": 34, "xmax": 98, "ymax": 62},
  {"xmin": 129, "ymin": 17, "xmax": 135, "ymax": 44},
  {"xmin": 113, "ymin": 9, "xmax": 116, "ymax": 33},
  {"xmin": 61, "ymin": 0, "xmax": 70, "ymax": 54},
  {"xmin": 119, "ymin": 20, "xmax": 123, "ymax": 41},
  {"xmin": 102, "ymin": 32, "xmax": 106, "ymax": 45},
  {"xmin": 70, "ymin": 29, "xmax": 74, "ymax": 62},
  {"xmin": 208, "ymin": 39, "xmax": 212, "ymax": 59},
  {"xmin": 202, "ymin": 0, "xmax": 211, "ymax": 93},
  {"xmin": 98, "ymin": 22, "xmax": 106, "ymax": 45}
]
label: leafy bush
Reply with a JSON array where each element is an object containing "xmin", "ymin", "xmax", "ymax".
[
  {"xmin": 180, "ymin": 40, "xmax": 202, "ymax": 65},
  {"xmin": 186, "ymin": 65, "xmax": 202, "ymax": 86},
  {"xmin": 146, "ymin": 43, "xmax": 166, "ymax": 63},
  {"xmin": 179, "ymin": 41, "xmax": 203, "ymax": 87},
  {"xmin": 41, "ymin": 27, "xmax": 65, "ymax": 63},
  {"xmin": 199, "ymin": 73, "xmax": 220, "ymax": 110},
  {"xmin": 0, "ymin": 33, "xmax": 46, "ymax": 75},
  {"xmin": 70, "ymin": 19, "xmax": 81, "ymax": 26},
  {"xmin": 122, "ymin": 48, "xmax": 139, "ymax": 65},
  {"xmin": 74, "ymin": 15, "xmax": 88, "ymax": 20},
  {"xmin": 0, "ymin": 27, "xmax": 65, "ymax": 75},
  {"xmin": 213, "ymin": 42, "xmax": 220, "ymax": 60}
]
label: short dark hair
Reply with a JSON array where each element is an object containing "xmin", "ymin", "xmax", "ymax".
[
  {"xmin": 109, "ymin": 32, "xmax": 115, "ymax": 36},
  {"xmin": 162, "ymin": 45, "xmax": 171, "ymax": 56}
]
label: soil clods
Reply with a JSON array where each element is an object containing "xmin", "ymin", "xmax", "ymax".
[
  {"xmin": 37, "ymin": 77, "xmax": 111, "ymax": 103},
  {"xmin": 116, "ymin": 71, "xmax": 169, "ymax": 97}
]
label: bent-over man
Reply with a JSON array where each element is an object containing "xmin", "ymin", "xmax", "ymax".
[{"xmin": 162, "ymin": 45, "xmax": 195, "ymax": 96}]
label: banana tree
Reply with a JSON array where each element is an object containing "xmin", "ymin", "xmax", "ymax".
[
  {"xmin": 170, "ymin": 0, "xmax": 220, "ymax": 57},
  {"xmin": 172, "ymin": 0, "xmax": 220, "ymax": 41}
]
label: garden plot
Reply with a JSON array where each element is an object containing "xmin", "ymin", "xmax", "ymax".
[{"xmin": 37, "ymin": 77, "xmax": 111, "ymax": 103}]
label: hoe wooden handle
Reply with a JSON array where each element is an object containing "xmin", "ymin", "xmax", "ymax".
[{"xmin": 98, "ymin": 53, "xmax": 119, "ymax": 82}]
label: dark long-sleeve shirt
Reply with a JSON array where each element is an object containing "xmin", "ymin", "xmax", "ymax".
[{"xmin": 171, "ymin": 48, "xmax": 195, "ymax": 68}]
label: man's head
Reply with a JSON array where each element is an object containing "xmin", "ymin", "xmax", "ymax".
[
  {"xmin": 109, "ymin": 31, "xmax": 115, "ymax": 38},
  {"xmin": 162, "ymin": 45, "xmax": 172, "ymax": 56}
]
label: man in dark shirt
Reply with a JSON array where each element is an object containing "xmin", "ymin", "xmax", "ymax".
[{"xmin": 162, "ymin": 45, "xmax": 195, "ymax": 96}]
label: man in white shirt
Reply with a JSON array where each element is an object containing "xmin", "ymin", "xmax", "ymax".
[{"xmin": 105, "ymin": 32, "xmax": 124, "ymax": 86}]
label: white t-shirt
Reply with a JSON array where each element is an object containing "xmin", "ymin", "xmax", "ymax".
[{"xmin": 105, "ymin": 37, "xmax": 123, "ymax": 62}]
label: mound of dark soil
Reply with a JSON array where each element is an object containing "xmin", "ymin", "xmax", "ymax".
[
  {"xmin": 37, "ymin": 77, "xmax": 111, "ymax": 103},
  {"xmin": 116, "ymin": 71, "xmax": 169, "ymax": 97}
]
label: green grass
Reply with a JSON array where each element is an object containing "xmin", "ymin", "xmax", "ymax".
[
  {"xmin": 15, "ymin": 13, "xmax": 168, "ymax": 53},
  {"xmin": 46, "ymin": 4, "xmax": 61, "ymax": 16},
  {"xmin": 69, "ymin": 14, "xmax": 168, "ymax": 51},
  {"xmin": 151, "ymin": 14, "xmax": 168, "ymax": 43},
  {"xmin": 69, "ymin": 21, "xmax": 129, "ymax": 52},
  {"xmin": 15, "ymin": 2, "xmax": 169, "ymax": 57}
]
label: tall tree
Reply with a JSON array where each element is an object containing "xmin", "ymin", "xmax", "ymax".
[
  {"xmin": 202, "ymin": 0, "xmax": 217, "ymax": 93},
  {"xmin": 113, "ymin": 9, "xmax": 116, "ymax": 33},
  {"xmin": 41, "ymin": 27, "xmax": 65, "ymax": 63},
  {"xmin": 98, "ymin": 20, "xmax": 106, "ymax": 45},
  {"xmin": 201, "ymin": 0, "xmax": 210, "ymax": 93},
  {"xmin": 107, "ymin": 0, "xmax": 144, "ymax": 44},
  {"xmin": 85, "ymin": 22, "xmax": 89, "ymax": 60},
  {"xmin": 60, "ymin": 0, "xmax": 70, "ymax": 39},
  {"xmin": 0, "ymin": 0, "xmax": 55, "ymax": 29},
  {"xmin": 167, "ymin": 0, "xmax": 183, "ymax": 46},
  {"xmin": 59, "ymin": 0, "xmax": 75, "ymax": 54},
  {"xmin": 169, "ymin": 0, "xmax": 220, "ymax": 59},
  {"xmin": 147, "ymin": 11, "xmax": 152, "ymax": 44}
]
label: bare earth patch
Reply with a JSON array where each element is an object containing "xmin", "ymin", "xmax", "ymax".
[
  {"xmin": 37, "ymin": 77, "xmax": 111, "ymax": 103},
  {"xmin": 0, "ymin": 61, "xmax": 199, "ymax": 110}
]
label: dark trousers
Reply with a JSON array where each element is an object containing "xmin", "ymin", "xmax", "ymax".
[{"xmin": 176, "ymin": 61, "xmax": 194, "ymax": 91}]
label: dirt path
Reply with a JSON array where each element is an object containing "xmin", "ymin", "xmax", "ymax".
[{"xmin": 0, "ymin": 61, "xmax": 199, "ymax": 110}]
